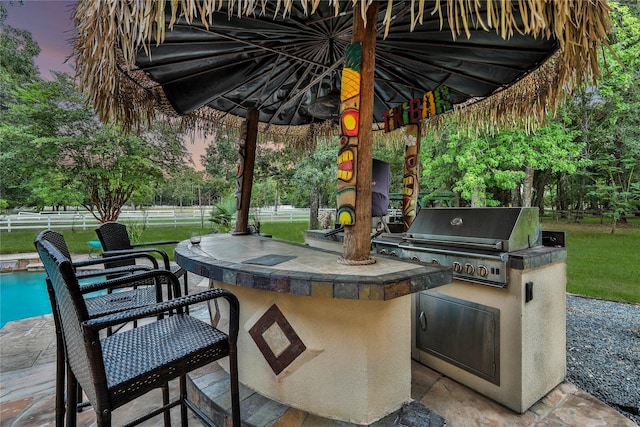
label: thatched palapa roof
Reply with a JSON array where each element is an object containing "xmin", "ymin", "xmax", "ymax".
[{"xmin": 72, "ymin": 0, "xmax": 612, "ymax": 141}]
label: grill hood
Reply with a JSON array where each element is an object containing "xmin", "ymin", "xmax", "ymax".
[{"xmin": 404, "ymin": 207, "xmax": 541, "ymax": 252}]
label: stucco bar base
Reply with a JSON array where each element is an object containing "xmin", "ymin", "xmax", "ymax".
[
  {"xmin": 413, "ymin": 260, "xmax": 566, "ymax": 413},
  {"xmin": 214, "ymin": 280, "xmax": 412, "ymax": 425}
]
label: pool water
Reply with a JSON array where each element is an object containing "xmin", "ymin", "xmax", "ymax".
[
  {"xmin": 1, "ymin": 271, "xmax": 50, "ymax": 328},
  {"xmin": 0, "ymin": 271, "xmax": 108, "ymax": 328}
]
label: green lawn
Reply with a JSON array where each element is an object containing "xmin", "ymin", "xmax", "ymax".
[
  {"xmin": 0, "ymin": 225, "xmax": 213, "ymax": 255},
  {"xmin": 541, "ymin": 219, "xmax": 640, "ymax": 304},
  {"xmin": 2, "ymin": 219, "xmax": 638, "ymax": 304},
  {"xmin": 0, "ymin": 222, "xmax": 310, "ymax": 259},
  {"xmin": 259, "ymin": 222, "xmax": 308, "ymax": 244}
]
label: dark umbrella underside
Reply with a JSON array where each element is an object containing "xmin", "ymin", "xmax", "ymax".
[{"xmin": 130, "ymin": 1, "xmax": 558, "ymax": 129}]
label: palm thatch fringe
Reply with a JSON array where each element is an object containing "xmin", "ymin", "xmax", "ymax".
[
  {"xmin": 427, "ymin": 52, "xmax": 566, "ymax": 137},
  {"xmin": 73, "ymin": 0, "xmax": 611, "ymax": 139}
]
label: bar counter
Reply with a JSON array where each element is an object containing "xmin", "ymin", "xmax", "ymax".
[{"xmin": 175, "ymin": 233, "xmax": 451, "ymax": 424}]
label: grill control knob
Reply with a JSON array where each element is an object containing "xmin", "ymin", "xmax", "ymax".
[
  {"xmin": 390, "ymin": 251, "xmax": 398, "ymax": 257},
  {"xmin": 452, "ymin": 262, "xmax": 463, "ymax": 273},
  {"xmin": 379, "ymin": 249, "xmax": 387, "ymax": 255},
  {"xmin": 431, "ymin": 259, "xmax": 440, "ymax": 266},
  {"xmin": 478, "ymin": 265, "xmax": 489, "ymax": 277},
  {"xmin": 465, "ymin": 263, "xmax": 475, "ymax": 275},
  {"xmin": 411, "ymin": 256, "xmax": 420, "ymax": 261}
]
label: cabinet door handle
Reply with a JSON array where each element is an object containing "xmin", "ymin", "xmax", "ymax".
[{"xmin": 419, "ymin": 311, "xmax": 427, "ymax": 331}]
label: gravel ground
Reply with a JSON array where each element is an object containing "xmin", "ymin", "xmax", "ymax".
[{"xmin": 566, "ymin": 295, "xmax": 640, "ymax": 425}]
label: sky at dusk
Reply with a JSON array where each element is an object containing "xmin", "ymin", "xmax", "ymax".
[
  {"xmin": 3, "ymin": 0, "xmax": 75, "ymax": 80},
  {"xmin": 3, "ymin": 0, "xmax": 207, "ymax": 169}
]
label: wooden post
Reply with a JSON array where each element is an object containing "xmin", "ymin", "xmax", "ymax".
[
  {"xmin": 340, "ymin": 1, "xmax": 378, "ymax": 264},
  {"xmin": 403, "ymin": 124, "xmax": 421, "ymax": 231},
  {"xmin": 234, "ymin": 108, "xmax": 258, "ymax": 235}
]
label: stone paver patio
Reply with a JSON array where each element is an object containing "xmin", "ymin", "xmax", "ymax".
[{"xmin": 1, "ymin": 272, "xmax": 636, "ymax": 426}]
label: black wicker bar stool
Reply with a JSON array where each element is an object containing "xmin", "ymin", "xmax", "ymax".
[
  {"xmin": 95, "ymin": 222, "xmax": 189, "ymax": 301},
  {"xmin": 36, "ymin": 230, "xmax": 177, "ymax": 426},
  {"xmin": 35, "ymin": 235, "xmax": 241, "ymax": 427}
]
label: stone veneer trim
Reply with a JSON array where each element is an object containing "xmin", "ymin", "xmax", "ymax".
[{"xmin": 176, "ymin": 238, "xmax": 452, "ymax": 301}]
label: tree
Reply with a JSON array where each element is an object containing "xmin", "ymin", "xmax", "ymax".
[
  {"xmin": 420, "ymin": 121, "xmax": 581, "ymax": 208},
  {"xmin": 291, "ymin": 139, "xmax": 336, "ymax": 228},
  {"xmin": 1, "ymin": 71, "xmax": 189, "ymax": 220},
  {"xmin": 562, "ymin": 3, "xmax": 640, "ymax": 231},
  {"xmin": 1, "ymin": 8, "xmax": 41, "ymax": 111},
  {"xmin": 66, "ymin": 126, "xmax": 171, "ymax": 221},
  {"xmin": 2, "ymin": 12, "xmax": 190, "ymax": 218},
  {"xmin": 157, "ymin": 169, "xmax": 206, "ymax": 207},
  {"xmin": 590, "ymin": 3, "xmax": 640, "ymax": 231},
  {"xmin": 418, "ymin": 4, "xmax": 639, "ymax": 216},
  {"xmin": 0, "ymin": 118, "xmax": 43, "ymax": 207},
  {"xmin": 0, "ymin": 8, "xmax": 42, "ymax": 207},
  {"xmin": 129, "ymin": 182, "xmax": 155, "ymax": 209},
  {"xmin": 251, "ymin": 140, "xmax": 292, "ymax": 212},
  {"xmin": 201, "ymin": 128, "xmax": 242, "ymax": 202},
  {"xmin": 497, "ymin": 121, "xmax": 582, "ymax": 209},
  {"xmin": 201, "ymin": 128, "xmax": 298, "ymax": 213}
]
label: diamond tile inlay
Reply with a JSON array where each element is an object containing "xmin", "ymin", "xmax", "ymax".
[{"xmin": 249, "ymin": 304, "xmax": 306, "ymax": 375}]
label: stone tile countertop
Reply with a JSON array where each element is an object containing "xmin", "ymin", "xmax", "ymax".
[{"xmin": 175, "ymin": 233, "xmax": 451, "ymax": 301}]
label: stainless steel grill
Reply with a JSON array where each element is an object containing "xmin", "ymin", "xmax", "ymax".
[
  {"xmin": 387, "ymin": 207, "xmax": 568, "ymax": 413},
  {"xmin": 373, "ymin": 207, "xmax": 543, "ymax": 288}
]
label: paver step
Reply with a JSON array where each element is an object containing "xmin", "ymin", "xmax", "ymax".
[{"xmin": 186, "ymin": 363, "xmax": 445, "ymax": 427}]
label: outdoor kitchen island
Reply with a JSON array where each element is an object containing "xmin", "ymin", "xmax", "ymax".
[{"xmin": 175, "ymin": 233, "xmax": 451, "ymax": 424}]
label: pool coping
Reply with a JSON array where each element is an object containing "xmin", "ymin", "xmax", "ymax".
[
  {"xmin": 0, "ymin": 253, "xmax": 43, "ymax": 272},
  {"xmin": 0, "ymin": 252, "xmax": 99, "ymax": 272}
]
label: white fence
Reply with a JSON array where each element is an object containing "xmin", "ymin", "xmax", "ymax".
[{"xmin": 0, "ymin": 208, "xmax": 334, "ymax": 232}]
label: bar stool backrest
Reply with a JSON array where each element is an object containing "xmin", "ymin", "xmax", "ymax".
[{"xmin": 35, "ymin": 238, "xmax": 108, "ymax": 408}]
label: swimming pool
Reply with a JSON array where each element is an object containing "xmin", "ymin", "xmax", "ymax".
[
  {"xmin": 0, "ymin": 271, "xmax": 108, "ymax": 328},
  {"xmin": 0, "ymin": 271, "xmax": 50, "ymax": 328}
]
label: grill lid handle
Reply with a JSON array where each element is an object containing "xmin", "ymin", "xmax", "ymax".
[{"xmin": 402, "ymin": 235, "xmax": 503, "ymax": 251}]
